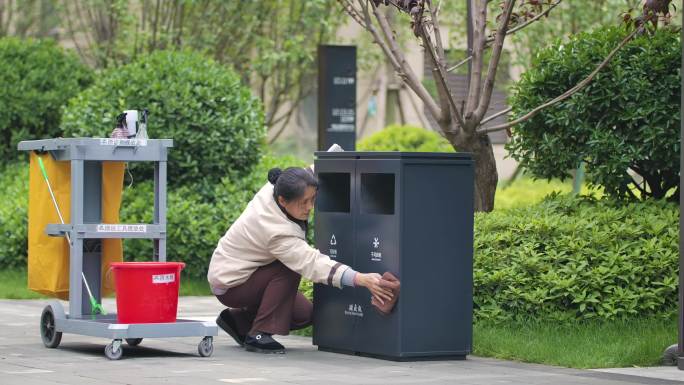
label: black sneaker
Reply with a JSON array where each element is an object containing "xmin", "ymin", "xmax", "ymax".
[
  {"xmin": 216, "ymin": 309, "xmax": 245, "ymax": 347},
  {"xmin": 244, "ymin": 333, "xmax": 285, "ymax": 354}
]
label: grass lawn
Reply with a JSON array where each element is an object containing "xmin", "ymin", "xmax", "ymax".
[
  {"xmin": 290, "ymin": 317, "xmax": 677, "ymax": 369},
  {"xmin": 495, "ymin": 176, "xmax": 602, "ymax": 210},
  {"xmin": 0, "ymin": 269, "xmax": 46, "ymax": 299},
  {"xmin": 473, "ymin": 317, "xmax": 677, "ymax": 368}
]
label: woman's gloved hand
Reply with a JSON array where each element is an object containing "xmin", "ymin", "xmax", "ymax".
[{"xmin": 355, "ymin": 273, "xmax": 394, "ymax": 305}]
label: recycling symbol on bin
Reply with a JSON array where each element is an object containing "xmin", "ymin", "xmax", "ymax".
[
  {"xmin": 373, "ymin": 237, "xmax": 380, "ymax": 248},
  {"xmin": 330, "ymin": 234, "xmax": 337, "ymax": 246}
]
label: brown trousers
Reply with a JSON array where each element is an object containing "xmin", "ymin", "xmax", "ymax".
[{"xmin": 215, "ymin": 260, "xmax": 312, "ymax": 336}]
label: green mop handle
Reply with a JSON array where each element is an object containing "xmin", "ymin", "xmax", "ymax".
[
  {"xmin": 38, "ymin": 156, "xmax": 104, "ymax": 318},
  {"xmin": 82, "ymin": 272, "xmax": 106, "ymax": 317},
  {"xmin": 37, "ymin": 156, "xmax": 71, "ymax": 245}
]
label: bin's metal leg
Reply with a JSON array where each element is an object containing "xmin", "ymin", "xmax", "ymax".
[
  {"xmin": 69, "ymin": 160, "xmax": 85, "ymax": 318},
  {"xmin": 154, "ymin": 161, "xmax": 167, "ymax": 262}
]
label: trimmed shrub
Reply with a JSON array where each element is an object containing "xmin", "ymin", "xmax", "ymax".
[
  {"xmin": 474, "ymin": 194, "xmax": 679, "ymax": 322},
  {"xmin": 357, "ymin": 124, "xmax": 455, "ymax": 152},
  {"xmin": 62, "ymin": 50, "xmax": 265, "ymax": 195},
  {"xmin": 120, "ymin": 154, "xmax": 307, "ymax": 278},
  {"xmin": 0, "ymin": 163, "xmax": 29, "ymax": 269},
  {"xmin": 0, "ymin": 37, "xmax": 93, "ymax": 161},
  {"xmin": 508, "ymin": 27, "xmax": 680, "ymax": 200}
]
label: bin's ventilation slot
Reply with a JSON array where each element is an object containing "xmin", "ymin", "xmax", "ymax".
[
  {"xmin": 361, "ymin": 173, "xmax": 395, "ymax": 215},
  {"xmin": 317, "ymin": 173, "xmax": 351, "ymax": 213}
]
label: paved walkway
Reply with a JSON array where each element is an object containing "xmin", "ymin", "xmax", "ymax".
[{"xmin": 0, "ymin": 298, "xmax": 682, "ymax": 385}]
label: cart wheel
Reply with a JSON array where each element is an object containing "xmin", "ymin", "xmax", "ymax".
[
  {"xmin": 662, "ymin": 343, "xmax": 678, "ymax": 366},
  {"xmin": 125, "ymin": 338, "xmax": 143, "ymax": 346},
  {"xmin": 104, "ymin": 340, "xmax": 123, "ymax": 360},
  {"xmin": 40, "ymin": 305, "xmax": 62, "ymax": 348},
  {"xmin": 198, "ymin": 336, "xmax": 213, "ymax": 357}
]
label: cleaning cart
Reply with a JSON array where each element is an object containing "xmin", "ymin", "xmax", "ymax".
[{"xmin": 18, "ymin": 138, "xmax": 217, "ymax": 360}]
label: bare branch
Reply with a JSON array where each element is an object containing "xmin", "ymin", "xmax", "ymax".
[
  {"xmin": 404, "ymin": 86, "xmax": 433, "ymax": 130},
  {"xmin": 343, "ymin": 0, "xmax": 441, "ymax": 120},
  {"xmin": 485, "ymin": 0, "xmax": 562, "ymax": 44},
  {"xmin": 478, "ymin": 26, "xmax": 642, "ymax": 134},
  {"xmin": 447, "ymin": 55, "xmax": 472, "ymax": 73},
  {"xmin": 419, "ymin": 3, "xmax": 450, "ymax": 126},
  {"xmin": 350, "ymin": 0, "xmax": 402, "ymax": 70},
  {"xmin": 421, "ymin": 23, "xmax": 466, "ymax": 130},
  {"xmin": 434, "ymin": 0, "xmax": 442, "ymax": 18},
  {"xmin": 480, "ymin": 106, "xmax": 511, "ymax": 125},
  {"xmin": 268, "ymin": 90, "xmax": 304, "ymax": 144},
  {"xmin": 61, "ymin": 1, "xmax": 87, "ymax": 62},
  {"xmin": 465, "ymin": 0, "xmax": 487, "ymax": 118},
  {"xmin": 427, "ymin": 0, "xmax": 446, "ymax": 66},
  {"xmin": 339, "ymin": 0, "xmax": 367, "ymax": 30},
  {"xmin": 473, "ymin": 0, "xmax": 516, "ymax": 122},
  {"xmin": 369, "ymin": 1, "xmax": 443, "ymax": 121}
]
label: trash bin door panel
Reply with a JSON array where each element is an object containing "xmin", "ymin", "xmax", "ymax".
[
  {"xmin": 313, "ymin": 159, "xmax": 357, "ymax": 351},
  {"xmin": 354, "ymin": 159, "xmax": 401, "ymax": 274},
  {"xmin": 352, "ymin": 159, "xmax": 401, "ymax": 356},
  {"xmin": 314, "ymin": 158, "xmax": 355, "ymax": 267},
  {"xmin": 313, "ymin": 211, "xmax": 357, "ymax": 351},
  {"xmin": 312, "ymin": 284, "xmax": 358, "ymax": 351},
  {"xmin": 353, "ymin": 211, "xmax": 401, "ymax": 357}
]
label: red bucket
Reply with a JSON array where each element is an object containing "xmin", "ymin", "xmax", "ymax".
[{"xmin": 110, "ymin": 262, "xmax": 185, "ymax": 323}]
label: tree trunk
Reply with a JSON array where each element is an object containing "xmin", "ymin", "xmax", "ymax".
[
  {"xmin": 470, "ymin": 134, "xmax": 498, "ymax": 212},
  {"xmin": 446, "ymin": 128, "xmax": 498, "ymax": 212}
]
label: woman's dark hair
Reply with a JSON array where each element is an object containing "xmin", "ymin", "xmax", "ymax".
[{"xmin": 268, "ymin": 167, "xmax": 318, "ymax": 202}]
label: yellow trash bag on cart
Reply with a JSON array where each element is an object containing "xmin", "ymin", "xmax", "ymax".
[{"xmin": 27, "ymin": 153, "xmax": 125, "ymax": 299}]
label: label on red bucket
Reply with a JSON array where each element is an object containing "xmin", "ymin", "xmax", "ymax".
[{"xmin": 152, "ymin": 273, "xmax": 175, "ymax": 284}]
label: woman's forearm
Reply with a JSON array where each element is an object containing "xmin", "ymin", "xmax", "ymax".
[{"xmin": 341, "ymin": 267, "xmax": 358, "ymax": 287}]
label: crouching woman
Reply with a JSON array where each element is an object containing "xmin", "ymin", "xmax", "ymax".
[{"xmin": 207, "ymin": 167, "xmax": 392, "ymax": 354}]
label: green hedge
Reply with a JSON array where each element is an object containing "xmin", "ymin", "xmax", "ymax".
[
  {"xmin": 0, "ymin": 37, "xmax": 93, "ymax": 161},
  {"xmin": 474, "ymin": 195, "xmax": 679, "ymax": 322},
  {"xmin": 0, "ymin": 163, "xmax": 28, "ymax": 269},
  {"xmin": 357, "ymin": 124, "xmax": 455, "ymax": 152},
  {"xmin": 508, "ymin": 27, "xmax": 680, "ymax": 200},
  {"xmin": 62, "ymin": 50, "xmax": 265, "ymax": 195},
  {"xmin": 120, "ymin": 154, "xmax": 307, "ymax": 278}
]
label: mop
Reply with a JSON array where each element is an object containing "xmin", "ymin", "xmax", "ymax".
[{"xmin": 37, "ymin": 156, "xmax": 106, "ymax": 318}]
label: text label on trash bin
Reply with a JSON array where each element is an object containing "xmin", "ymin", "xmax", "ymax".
[
  {"xmin": 371, "ymin": 236, "xmax": 382, "ymax": 262},
  {"xmin": 96, "ymin": 224, "xmax": 147, "ymax": 233},
  {"xmin": 329, "ymin": 234, "xmax": 338, "ymax": 259},
  {"xmin": 152, "ymin": 274, "xmax": 175, "ymax": 284},
  {"xmin": 344, "ymin": 304, "xmax": 364, "ymax": 317}
]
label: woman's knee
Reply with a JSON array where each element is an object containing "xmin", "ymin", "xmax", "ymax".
[{"xmin": 292, "ymin": 296, "xmax": 313, "ymax": 328}]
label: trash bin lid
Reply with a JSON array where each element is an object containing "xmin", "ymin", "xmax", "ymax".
[{"xmin": 314, "ymin": 151, "xmax": 473, "ymax": 160}]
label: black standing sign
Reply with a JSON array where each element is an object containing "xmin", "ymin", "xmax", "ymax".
[{"xmin": 318, "ymin": 45, "xmax": 357, "ymax": 151}]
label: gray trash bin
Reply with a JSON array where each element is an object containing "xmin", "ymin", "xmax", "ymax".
[{"xmin": 312, "ymin": 151, "xmax": 474, "ymax": 361}]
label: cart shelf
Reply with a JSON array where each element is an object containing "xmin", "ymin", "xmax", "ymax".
[{"xmin": 46, "ymin": 223, "xmax": 167, "ymax": 239}]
